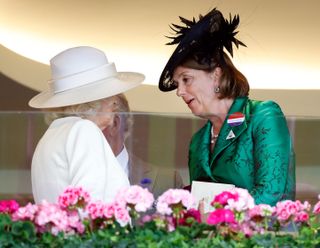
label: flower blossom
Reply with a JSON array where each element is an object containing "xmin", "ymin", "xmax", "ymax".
[
  {"xmin": 140, "ymin": 178, "xmax": 152, "ymax": 187},
  {"xmin": 313, "ymin": 194, "xmax": 320, "ymax": 214},
  {"xmin": 0, "ymin": 200, "xmax": 19, "ymax": 214},
  {"xmin": 156, "ymin": 189, "xmax": 195, "ymax": 215},
  {"xmin": 116, "ymin": 185, "xmax": 154, "ymax": 212},
  {"xmin": 86, "ymin": 201, "xmax": 130, "ymax": 227},
  {"xmin": 58, "ymin": 186, "xmax": 90, "ymax": 210},
  {"xmin": 114, "ymin": 202, "xmax": 131, "ymax": 227},
  {"xmin": 248, "ymin": 204, "xmax": 275, "ymax": 220},
  {"xmin": 34, "ymin": 200, "xmax": 70, "ymax": 235},
  {"xmin": 226, "ymin": 188, "xmax": 255, "ymax": 212},
  {"xmin": 177, "ymin": 208, "xmax": 201, "ymax": 226},
  {"xmin": 247, "ymin": 204, "xmax": 275, "ymax": 234},
  {"xmin": 274, "ymin": 200, "xmax": 310, "ymax": 223},
  {"xmin": 207, "ymin": 208, "xmax": 236, "ymax": 225},
  {"xmin": 211, "ymin": 191, "xmax": 239, "ymax": 208},
  {"xmin": 313, "ymin": 201, "xmax": 320, "ymax": 214},
  {"xmin": 67, "ymin": 210, "xmax": 85, "ymax": 234},
  {"xmin": 86, "ymin": 201, "xmax": 109, "ymax": 220},
  {"xmin": 12, "ymin": 203, "xmax": 38, "ymax": 221}
]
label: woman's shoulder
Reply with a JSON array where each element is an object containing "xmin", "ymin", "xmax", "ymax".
[
  {"xmin": 62, "ymin": 117, "xmax": 107, "ymax": 151},
  {"xmin": 72, "ymin": 117, "xmax": 97, "ymax": 128},
  {"xmin": 57, "ymin": 117, "xmax": 102, "ymax": 138},
  {"xmin": 247, "ymin": 98, "xmax": 284, "ymax": 116}
]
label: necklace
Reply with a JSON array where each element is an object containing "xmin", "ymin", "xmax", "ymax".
[{"xmin": 211, "ymin": 125, "xmax": 219, "ymax": 144}]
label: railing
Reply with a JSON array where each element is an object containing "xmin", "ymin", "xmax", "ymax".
[{"xmin": 0, "ymin": 111, "xmax": 319, "ymax": 205}]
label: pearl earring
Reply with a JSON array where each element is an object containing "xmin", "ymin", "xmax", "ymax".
[{"xmin": 214, "ymin": 87, "xmax": 220, "ymax": 93}]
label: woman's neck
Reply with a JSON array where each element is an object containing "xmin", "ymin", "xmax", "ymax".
[{"xmin": 207, "ymin": 98, "xmax": 234, "ymax": 133}]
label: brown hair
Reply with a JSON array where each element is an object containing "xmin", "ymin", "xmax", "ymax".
[
  {"xmin": 183, "ymin": 52, "xmax": 249, "ymax": 99},
  {"xmin": 217, "ymin": 53, "xmax": 249, "ymax": 99}
]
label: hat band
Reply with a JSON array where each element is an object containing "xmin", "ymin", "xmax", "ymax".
[{"xmin": 48, "ymin": 63, "xmax": 117, "ymax": 94}]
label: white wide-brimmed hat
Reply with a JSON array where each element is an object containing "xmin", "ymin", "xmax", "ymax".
[{"xmin": 29, "ymin": 46, "xmax": 145, "ymax": 108}]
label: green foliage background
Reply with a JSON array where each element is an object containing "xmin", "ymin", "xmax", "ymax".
[{"xmin": 1, "ymin": 214, "xmax": 320, "ymax": 248}]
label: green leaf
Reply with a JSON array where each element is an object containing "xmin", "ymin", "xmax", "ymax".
[{"xmin": 11, "ymin": 221, "xmax": 37, "ymax": 243}]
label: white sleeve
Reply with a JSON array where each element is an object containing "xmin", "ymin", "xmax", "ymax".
[{"xmin": 65, "ymin": 119, "xmax": 129, "ymax": 202}]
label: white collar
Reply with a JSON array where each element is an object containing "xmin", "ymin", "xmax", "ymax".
[{"xmin": 116, "ymin": 145, "xmax": 129, "ymax": 176}]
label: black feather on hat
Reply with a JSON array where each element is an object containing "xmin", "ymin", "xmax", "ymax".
[{"xmin": 158, "ymin": 8, "xmax": 246, "ymax": 92}]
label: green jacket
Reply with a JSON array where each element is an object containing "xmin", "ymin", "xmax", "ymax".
[{"xmin": 189, "ymin": 97, "xmax": 295, "ymax": 206}]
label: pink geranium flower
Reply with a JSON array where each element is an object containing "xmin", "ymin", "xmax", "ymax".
[
  {"xmin": 274, "ymin": 200, "xmax": 310, "ymax": 224},
  {"xmin": 103, "ymin": 202, "xmax": 116, "ymax": 219},
  {"xmin": 0, "ymin": 200, "xmax": 19, "ymax": 214},
  {"xmin": 12, "ymin": 203, "xmax": 38, "ymax": 221},
  {"xmin": 86, "ymin": 200, "xmax": 130, "ymax": 228},
  {"xmin": 313, "ymin": 201, "xmax": 320, "ymax": 214},
  {"xmin": 116, "ymin": 185, "xmax": 154, "ymax": 212},
  {"xmin": 58, "ymin": 186, "xmax": 90, "ymax": 210},
  {"xmin": 86, "ymin": 201, "xmax": 116, "ymax": 220},
  {"xmin": 246, "ymin": 204, "xmax": 275, "ymax": 234},
  {"xmin": 156, "ymin": 189, "xmax": 195, "ymax": 215},
  {"xmin": 226, "ymin": 188, "xmax": 255, "ymax": 212},
  {"xmin": 34, "ymin": 200, "xmax": 70, "ymax": 235},
  {"xmin": 85, "ymin": 201, "xmax": 116, "ymax": 230},
  {"xmin": 294, "ymin": 211, "xmax": 309, "ymax": 223},
  {"xmin": 211, "ymin": 191, "xmax": 239, "ymax": 208},
  {"xmin": 67, "ymin": 210, "xmax": 85, "ymax": 234},
  {"xmin": 248, "ymin": 204, "xmax": 275, "ymax": 220},
  {"xmin": 86, "ymin": 201, "xmax": 107, "ymax": 220},
  {"xmin": 177, "ymin": 208, "xmax": 201, "ymax": 226},
  {"xmin": 313, "ymin": 195, "xmax": 320, "ymax": 214},
  {"xmin": 207, "ymin": 208, "xmax": 236, "ymax": 225},
  {"xmin": 114, "ymin": 202, "xmax": 130, "ymax": 227}
]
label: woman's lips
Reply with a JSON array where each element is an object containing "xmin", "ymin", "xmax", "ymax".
[{"xmin": 185, "ymin": 98, "xmax": 194, "ymax": 107}]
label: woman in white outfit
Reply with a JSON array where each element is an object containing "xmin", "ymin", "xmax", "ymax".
[{"xmin": 28, "ymin": 46, "xmax": 144, "ymax": 204}]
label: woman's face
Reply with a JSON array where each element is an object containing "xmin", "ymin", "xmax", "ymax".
[
  {"xmin": 88, "ymin": 99, "xmax": 114, "ymax": 130},
  {"xmin": 173, "ymin": 65, "xmax": 220, "ymax": 116}
]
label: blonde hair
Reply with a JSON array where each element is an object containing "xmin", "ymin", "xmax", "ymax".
[
  {"xmin": 107, "ymin": 94, "xmax": 132, "ymax": 140},
  {"xmin": 44, "ymin": 94, "xmax": 132, "ymax": 139},
  {"xmin": 44, "ymin": 99, "xmax": 102, "ymax": 125}
]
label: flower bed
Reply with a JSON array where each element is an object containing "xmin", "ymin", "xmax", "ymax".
[{"xmin": 0, "ymin": 186, "xmax": 320, "ymax": 247}]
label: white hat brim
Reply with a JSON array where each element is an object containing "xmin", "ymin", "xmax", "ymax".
[{"xmin": 29, "ymin": 72, "xmax": 144, "ymax": 108}]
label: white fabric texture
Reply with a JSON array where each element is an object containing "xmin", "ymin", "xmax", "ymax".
[
  {"xmin": 116, "ymin": 146, "xmax": 129, "ymax": 177},
  {"xmin": 31, "ymin": 116, "xmax": 129, "ymax": 204}
]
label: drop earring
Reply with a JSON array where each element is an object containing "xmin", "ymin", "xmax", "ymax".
[{"xmin": 214, "ymin": 87, "xmax": 220, "ymax": 93}]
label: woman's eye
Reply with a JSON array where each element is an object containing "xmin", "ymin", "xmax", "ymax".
[{"xmin": 183, "ymin": 77, "xmax": 192, "ymax": 85}]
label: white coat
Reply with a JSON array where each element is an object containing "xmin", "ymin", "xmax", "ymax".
[{"xmin": 31, "ymin": 116, "xmax": 129, "ymax": 204}]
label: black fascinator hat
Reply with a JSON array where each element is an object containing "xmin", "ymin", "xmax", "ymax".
[{"xmin": 158, "ymin": 8, "xmax": 246, "ymax": 92}]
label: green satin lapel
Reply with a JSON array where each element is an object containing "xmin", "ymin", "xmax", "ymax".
[
  {"xmin": 210, "ymin": 97, "xmax": 249, "ymax": 165},
  {"xmin": 198, "ymin": 122, "xmax": 214, "ymax": 179}
]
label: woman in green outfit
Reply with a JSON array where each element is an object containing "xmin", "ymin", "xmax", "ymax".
[{"xmin": 158, "ymin": 8, "xmax": 295, "ymax": 206}]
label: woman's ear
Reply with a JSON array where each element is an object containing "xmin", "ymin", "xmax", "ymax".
[
  {"xmin": 213, "ymin": 67, "xmax": 222, "ymax": 79},
  {"xmin": 109, "ymin": 114, "xmax": 121, "ymax": 136},
  {"xmin": 102, "ymin": 114, "xmax": 121, "ymax": 138},
  {"xmin": 209, "ymin": 67, "xmax": 222, "ymax": 81},
  {"xmin": 113, "ymin": 114, "xmax": 121, "ymax": 133}
]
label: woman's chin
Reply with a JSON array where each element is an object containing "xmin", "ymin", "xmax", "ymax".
[
  {"xmin": 189, "ymin": 108, "xmax": 202, "ymax": 117},
  {"xmin": 188, "ymin": 104, "xmax": 205, "ymax": 117},
  {"xmin": 192, "ymin": 110, "xmax": 214, "ymax": 119}
]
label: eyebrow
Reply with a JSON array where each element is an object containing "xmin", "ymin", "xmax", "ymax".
[{"xmin": 174, "ymin": 71, "xmax": 192, "ymax": 81}]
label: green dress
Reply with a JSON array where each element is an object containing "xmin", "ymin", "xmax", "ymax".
[{"xmin": 189, "ymin": 97, "xmax": 295, "ymax": 206}]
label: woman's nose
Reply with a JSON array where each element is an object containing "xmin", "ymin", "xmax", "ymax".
[{"xmin": 176, "ymin": 84, "xmax": 185, "ymax": 97}]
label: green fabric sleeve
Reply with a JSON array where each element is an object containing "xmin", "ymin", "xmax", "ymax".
[{"xmin": 250, "ymin": 101, "xmax": 295, "ymax": 205}]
